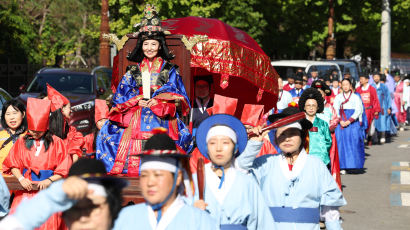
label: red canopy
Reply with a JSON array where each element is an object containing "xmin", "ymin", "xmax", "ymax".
[{"xmin": 163, "ymin": 16, "xmax": 279, "ymax": 114}]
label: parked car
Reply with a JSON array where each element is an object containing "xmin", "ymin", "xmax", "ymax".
[
  {"xmin": 271, "ymin": 60, "xmax": 342, "ymax": 84},
  {"xmin": 18, "ymin": 67, "xmax": 111, "ymax": 134},
  {"xmin": 0, "ymin": 88, "xmax": 13, "ymax": 130},
  {"xmin": 324, "ymin": 59, "xmax": 362, "ymax": 83}
]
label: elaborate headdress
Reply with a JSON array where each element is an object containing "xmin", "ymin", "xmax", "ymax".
[{"xmin": 127, "ymin": 4, "xmax": 173, "ymax": 62}]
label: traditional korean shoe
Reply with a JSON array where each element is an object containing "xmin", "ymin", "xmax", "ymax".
[
  {"xmin": 380, "ymin": 138, "xmax": 386, "ymax": 144},
  {"xmin": 319, "ymin": 221, "xmax": 326, "ymax": 229}
]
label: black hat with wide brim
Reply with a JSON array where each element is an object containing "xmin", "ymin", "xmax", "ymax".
[
  {"xmin": 68, "ymin": 158, "xmax": 129, "ymax": 189},
  {"xmin": 268, "ymin": 107, "xmax": 312, "ymax": 130},
  {"xmin": 298, "ymin": 88, "xmax": 325, "ymax": 113}
]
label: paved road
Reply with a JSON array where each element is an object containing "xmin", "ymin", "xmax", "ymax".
[{"xmin": 341, "ymin": 129, "xmax": 410, "ymax": 229}]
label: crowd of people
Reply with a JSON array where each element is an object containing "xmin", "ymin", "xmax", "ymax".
[{"xmin": 0, "ymin": 4, "xmax": 409, "ymax": 230}]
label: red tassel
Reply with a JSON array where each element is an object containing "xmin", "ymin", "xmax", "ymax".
[
  {"xmin": 257, "ymin": 88, "xmax": 264, "ymax": 102},
  {"xmin": 220, "ymin": 74, "xmax": 229, "ymax": 89}
]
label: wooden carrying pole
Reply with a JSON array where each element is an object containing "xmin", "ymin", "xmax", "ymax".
[{"xmin": 197, "ymin": 158, "xmax": 205, "ymax": 200}]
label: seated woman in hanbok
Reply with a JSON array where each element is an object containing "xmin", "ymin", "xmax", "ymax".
[
  {"xmin": 0, "ymin": 99, "xmax": 27, "ymax": 171},
  {"xmin": 193, "ymin": 114, "xmax": 275, "ymax": 230},
  {"xmin": 333, "ymin": 78, "xmax": 365, "ymax": 170},
  {"xmin": 0, "ymin": 158, "xmax": 127, "ymax": 230},
  {"xmin": 83, "ymin": 99, "xmax": 109, "ymax": 156},
  {"xmin": 237, "ymin": 107, "xmax": 346, "ymax": 230},
  {"xmin": 96, "ymin": 5, "xmax": 192, "ymax": 176},
  {"xmin": 47, "ymin": 84, "xmax": 85, "ymax": 162},
  {"xmin": 2, "ymin": 98, "xmax": 72, "ymax": 230},
  {"xmin": 113, "ymin": 132, "xmax": 217, "ymax": 230}
]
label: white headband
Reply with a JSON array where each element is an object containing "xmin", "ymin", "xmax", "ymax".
[
  {"xmin": 140, "ymin": 156, "xmax": 178, "ymax": 173},
  {"xmin": 206, "ymin": 126, "xmax": 237, "ymax": 144},
  {"xmin": 88, "ymin": 183, "xmax": 107, "ymax": 197},
  {"xmin": 282, "ymin": 122, "xmax": 302, "ymax": 130}
]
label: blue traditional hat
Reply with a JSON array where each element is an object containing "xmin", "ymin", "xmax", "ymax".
[{"xmin": 196, "ymin": 114, "xmax": 248, "ymax": 159}]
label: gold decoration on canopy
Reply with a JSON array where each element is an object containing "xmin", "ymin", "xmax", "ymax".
[
  {"xmin": 102, "ymin": 33, "xmax": 129, "ymax": 51},
  {"xmin": 181, "ymin": 35, "xmax": 208, "ymax": 51}
]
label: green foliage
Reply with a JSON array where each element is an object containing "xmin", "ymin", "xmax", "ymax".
[{"xmin": 1, "ymin": 0, "xmax": 410, "ymax": 65}]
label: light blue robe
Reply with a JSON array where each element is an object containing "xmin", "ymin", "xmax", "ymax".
[
  {"xmin": 0, "ymin": 180, "xmax": 74, "ymax": 229},
  {"xmin": 0, "ymin": 174, "xmax": 10, "ymax": 217},
  {"xmin": 193, "ymin": 164, "xmax": 276, "ymax": 230},
  {"xmin": 237, "ymin": 146, "xmax": 346, "ymax": 230},
  {"xmin": 113, "ymin": 196, "xmax": 218, "ymax": 230}
]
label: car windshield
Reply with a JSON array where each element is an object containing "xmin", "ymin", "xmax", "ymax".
[
  {"xmin": 273, "ymin": 66, "xmax": 301, "ymax": 81},
  {"xmin": 307, "ymin": 65, "xmax": 339, "ymax": 79},
  {"xmin": 27, "ymin": 74, "xmax": 93, "ymax": 94}
]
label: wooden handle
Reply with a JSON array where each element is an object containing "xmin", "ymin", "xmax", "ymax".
[
  {"xmin": 248, "ymin": 112, "xmax": 306, "ymax": 137},
  {"xmin": 197, "ymin": 157, "xmax": 205, "ymax": 200}
]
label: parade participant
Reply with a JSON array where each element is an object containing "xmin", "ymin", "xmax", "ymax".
[
  {"xmin": 302, "ymin": 73, "xmax": 310, "ymax": 90},
  {"xmin": 307, "ymin": 66, "xmax": 319, "ymax": 85},
  {"xmin": 83, "ymin": 99, "xmax": 109, "ymax": 156},
  {"xmin": 371, "ymin": 73, "xmax": 392, "ymax": 144},
  {"xmin": 238, "ymin": 107, "xmax": 346, "ymax": 229},
  {"xmin": 191, "ymin": 75, "xmax": 214, "ymax": 136},
  {"xmin": 298, "ymin": 88, "xmax": 332, "ymax": 167},
  {"xmin": 356, "ymin": 74, "xmax": 381, "ymax": 144},
  {"xmin": 329, "ymin": 78, "xmax": 340, "ymax": 105},
  {"xmin": 0, "ymin": 158, "xmax": 127, "ymax": 230},
  {"xmin": 333, "ymin": 78, "xmax": 365, "ymax": 171},
  {"xmin": 2, "ymin": 98, "xmax": 72, "ymax": 230},
  {"xmin": 324, "ymin": 75, "xmax": 332, "ymax": 87},
  {"xmin": 273, "ymin": 77, "xmax": 292, "ymax": 114},
  {"xmin": 311, "ymin": 80, "xmax": 342, "ymax": 189},
  {"xmin": 289, "ymin": 72, "xmax": 304, "ymax": 104},
  {"xmin": 0, "ymin": 99, "xmax": 27, "ymax": 171},
  {"xmin": 283, "ymin": 74, "xmax": 295, "ymax": 91},
  {"xmin": 393, "ymin": 70, "xmax": 407, "ymax": 131},
  {"xmin": 193, "ymin": 114, "xmax": 276, "ymax": 229},
  {"xmin": 96, "ymin": 5, "xmax": 192, "ymax": 176},
  {"xmin": 47, "ymin": 84, "xmax": 84, "ymax": 162},
  {"xmin": 404, "ymin": 77, "xmax": 410, "ymax": 124},
  {"xmin": 113, "ymin": 132, "xmax": 217, "ymax": 230}
]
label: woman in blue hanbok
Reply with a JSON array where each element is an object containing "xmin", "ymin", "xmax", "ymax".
[
  {"xmin": 371, "ymin": 73, "xmax": 392, "ymax": 143},
  {"xmin": 237, "ymin": 107, "xmax": 346, "ymax": 230},
  {"xmin": 333, "ymin": 78, "xmax": 365, "ymax": 170},
  {"xmin": 193, "ymin": 114, "xmax": 276, "ymax": 230},
  {"xmin": 96, "ymin": 5, "xmax": 192, "ymax": 176},
  {"xmin": 113, "ymin": 132, "xmax": 217, "ymax": 230}
]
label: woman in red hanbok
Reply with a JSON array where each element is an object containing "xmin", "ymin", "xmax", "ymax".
[
  {"xmin": 47, "ymin": 84, "xmax": 84, "ymax": 162},
  {"xmin": 2, "ymin": 98, "xmax": 72, "ymax": 230},
  {"xmin": 83, "ymin": 99, "xmax": 109, "ymax": 156},
  {"xmin": 393, "ymin": 72, "xmax": 407, "ymax": 130}
]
